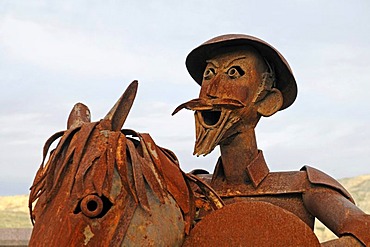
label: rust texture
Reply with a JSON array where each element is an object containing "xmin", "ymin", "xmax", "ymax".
[
  {"xmin": 29, "ymin": 81, "xmax": 193, "ymax": 246},
  {"xmin": 29, "ymin": 34, "xmax": 370, "ymax": 246}
]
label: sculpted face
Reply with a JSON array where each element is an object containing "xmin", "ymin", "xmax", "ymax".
[
  {"xmin": 173, "ymin": 47, "xmax": 284, "ymax": 156},
  {"xmin": 195, "ymin": 49, "xmax": 267, "ymax": 155},
  {"xmin": 199, "ymin": 49, "xmax": 264, "ymax": 109}
]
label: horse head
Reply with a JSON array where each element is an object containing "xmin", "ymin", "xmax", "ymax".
[{"xmin": 29, "ymin": 81, "xmax": 193, "ymax": 246}]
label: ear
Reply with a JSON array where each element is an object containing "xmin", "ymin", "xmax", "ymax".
[
  {"xmin": 256, "ymin": 88, "xmax": 283, "ymax": 117},
  {"xmin": 67, "ymin": 103, "xmax": 91, "ymax": 129},
  {"xmin": 104, "ymin": 80, "xmax": 138, "ymax": 130}
]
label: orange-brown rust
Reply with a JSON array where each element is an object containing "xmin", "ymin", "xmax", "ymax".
[
  {"xmin": 183, "ymin": 201, "xmax": 320, "ymax": 246},
  {"xmin": 29, "ymin": 34, "xmax": 370, "ymax": 246},
  {"xmin": 29, "ymin": 81, "xmax": 194, "ymax": 246},
  {"xmin": 180, "ymin": 34, "xmax": 370, "ymax": 246}
]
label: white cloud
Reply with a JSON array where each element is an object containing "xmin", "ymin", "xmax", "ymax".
[
  {"xmin": 0, "ymin": 16, "xmax": 125, "ymax": 76},
  {"xmin": 1, "ymin": 1, "xmax": 370, "ymax": 195},
  {"xmin": 292, "ymin": 42, "xmax": 370, "ymax": 104},
  {"xmin": 256, "ymin": 113, "xmax": 370, "ymax": 178},
  {"xmin": 0, "ymin": 16, "xmax": 188, "ymax": 84}
]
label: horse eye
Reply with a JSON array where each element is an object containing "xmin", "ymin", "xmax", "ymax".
[
  {"xmin": 203, "ymin": 68, "xmax": 215, "ymax": 80},
  {"xmin": 74, "ymin": 194, "xmax": 112, "ymax": 218},
  {"xmin": 227, "ymin": 66, "xmax": 245, "ymax": 79}
]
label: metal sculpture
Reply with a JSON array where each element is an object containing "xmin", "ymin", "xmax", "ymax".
[
  {"xmin": 174, "ymin": 34, "xmax": 370, "ymax": 246},
  {"xmin": 29, "ymin": 81, "xmax": 193, "ymax": 246},
  {"xmin": 29, "ymin": 34, "xmax": 370, "ymax": 246}
]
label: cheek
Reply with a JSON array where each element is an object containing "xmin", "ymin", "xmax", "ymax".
[
  {"xmin": 237, "ymin": 72, "xmax": 261, "ymax": 103},
  {"xmin": 221, "ymin": 73, "xmax": 259, "ymax": 103},
  {"xmin": 223, "ymin": 81, "xmax": 249, "ymax": 102}
]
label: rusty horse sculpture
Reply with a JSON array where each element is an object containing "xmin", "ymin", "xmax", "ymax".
[{"xmin": 29, "ymin": 81, "xmax": 193, "ymax": 246}]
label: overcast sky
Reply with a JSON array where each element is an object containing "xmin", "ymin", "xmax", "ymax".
[{"xmin": 1, "ymin": 1, "xmax": 369, "ymax": 195}]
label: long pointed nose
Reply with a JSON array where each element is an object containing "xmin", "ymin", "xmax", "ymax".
[{"xmin": 200, "ymin": 75, "xmax": 222, "ymax": 99}]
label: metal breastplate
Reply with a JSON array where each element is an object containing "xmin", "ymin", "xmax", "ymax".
[
  {"xmin": 193, "ymin": 171, "xmax": 314, "ymax": 228},
  {"xmin": 184, "ymin": 171, "xmax": 320, "ymax": 246}
]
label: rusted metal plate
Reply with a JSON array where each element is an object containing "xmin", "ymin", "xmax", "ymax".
[{"xmin": 183, "ymin": 201, "xmax": 320, "ymax": 247}]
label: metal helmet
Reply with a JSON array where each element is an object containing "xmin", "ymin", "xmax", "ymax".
[{"xmin": 185, "ymin": 34, "xmax": 297, "ymax": 110}]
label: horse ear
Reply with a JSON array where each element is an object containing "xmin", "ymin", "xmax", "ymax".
[
  {"xmin": 67, "ymin": 103, "xmax": 91, "ymax": 129},
  {"xmin": 104, "ymin": 80, "xmax": 138, "ymax": 131}
]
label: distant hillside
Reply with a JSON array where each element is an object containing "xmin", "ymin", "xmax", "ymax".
[
  {"xmin": 1, "ymin": 174, "xmax": 369, "ymax": 242},
  {"xmin": 0, "ymin": 195, "xmax": 32, "ymax": 228}
]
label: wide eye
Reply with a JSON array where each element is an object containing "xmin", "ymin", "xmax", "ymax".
[
  {"xmin": 203, "ymin": 68, "xmax": 215, "ymax": 80},
  {"xmin": 227, "ymin": 66, "xmax": 245, "ymax": 79}
]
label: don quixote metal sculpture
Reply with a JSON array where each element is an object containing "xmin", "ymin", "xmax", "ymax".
[{"xmin": 29, "ymin": 34, "xmax": 370, "ymax": 246}]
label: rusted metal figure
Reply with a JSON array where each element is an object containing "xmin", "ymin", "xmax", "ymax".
[
  {"xmin": 174, "ymin": 34, "xmax": 370, "ymax": 246},
  {"xmin": 29, "ymin": 81, "xmax": 193, "ymax": 246},
  {"xmin": 29, "ymin": 34, "xmax": 370, "ymax": 246}
]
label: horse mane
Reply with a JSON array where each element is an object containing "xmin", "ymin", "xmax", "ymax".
[
  {"xmin": 29, "ymin": 122, "xmax": 98, "ymax": 222},
  {"xmin": 29, "ymin": 120, "xmax": 189, "ymax": 226}
]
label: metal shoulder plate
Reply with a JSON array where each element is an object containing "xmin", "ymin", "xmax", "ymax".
[{"xmin": 301, "ymin": 165, "xmax": 354, "ymax": 203}]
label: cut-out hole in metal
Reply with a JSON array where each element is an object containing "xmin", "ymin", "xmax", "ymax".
[{"xmin": 74, "ymin": 194, "xmax": 112, "ymax": 218}]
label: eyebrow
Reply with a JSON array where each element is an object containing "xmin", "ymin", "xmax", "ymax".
[
  {"xmin": 224, "ymin": 56, "xmax": 247, "ymax": 68},
  {"xmin": 205, "ymin": 59, "xmax": 219, "ymax": 68}
]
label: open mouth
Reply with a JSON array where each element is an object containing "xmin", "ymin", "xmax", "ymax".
[
  {"xmin": 200, "ymin": 110, "xmax": 222, "ymax": 127},
  {"xmin": 194, "ymin": 109, "xmax": 240, "ymax": 156}
]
